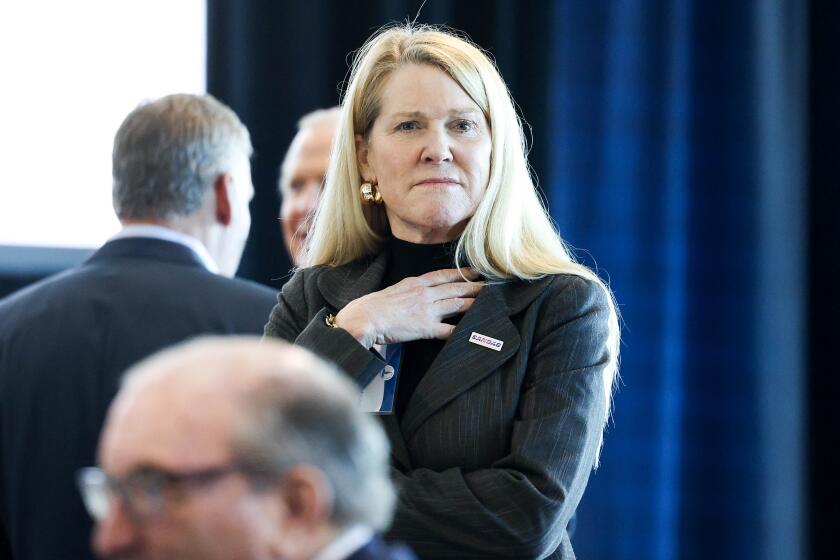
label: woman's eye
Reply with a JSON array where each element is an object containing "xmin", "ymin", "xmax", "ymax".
[
  {"xmin": 397, "ymin": 121, "xmax": 418, "ymax": 131},
  {"xmin": 453, "ymin": 120, "xmax": 477, "ymax": 132}
]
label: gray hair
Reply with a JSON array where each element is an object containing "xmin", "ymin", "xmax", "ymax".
[
  {"xmin": 234, "ymin": 376, "xmax": 396, "ymax": 530},
  {"xmin": 112, "ymin": 93, "xmax": 252, "ymax": 220},
  {"xmin": 296, "ymin": 106, "xmax": 341, "ymax": 131},
  {"xmin": 278, "ymin": 106, "xmax": 340, "ymax": 195},
  {"xmin": 228, "ymin": 343, "xmax": 395, "ymax": 531}
]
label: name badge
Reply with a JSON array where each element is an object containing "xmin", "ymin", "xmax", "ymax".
[{"xmin": 469, "ymin": 331, "xmax": 504, "ymax": 351}]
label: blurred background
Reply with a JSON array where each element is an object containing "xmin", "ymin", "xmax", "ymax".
[{"xmin": 0, "ymin": 1, "xmax": 835, "ymax": 558}]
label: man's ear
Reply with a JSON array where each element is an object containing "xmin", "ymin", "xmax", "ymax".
[
  {"xmin": 355, "ymin": 133, "xmax": 373, "ymax": 181},
  {"xmin": 281, "ymin": 465, "xmax": 334, "ymax": 526},
  {"xmin": 213, "ymin": 174, "xmax": 232, "ymax": 226}
]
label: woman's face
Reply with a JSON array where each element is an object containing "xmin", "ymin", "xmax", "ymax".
[{"xmin": 357, "ymin": 64, "xmax": 491, "ymax": 244}]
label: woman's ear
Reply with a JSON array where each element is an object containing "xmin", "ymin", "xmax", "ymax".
[{"xmin": 355, "ymin": 133, "xmax": 372, "ymax": 180}]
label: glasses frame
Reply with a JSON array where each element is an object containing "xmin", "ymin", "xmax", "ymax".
[{"xmin": 76, "ymin": 462, "xmax": 276, "ymax": 521}]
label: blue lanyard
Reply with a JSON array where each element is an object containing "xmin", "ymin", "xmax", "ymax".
[{"xmin": 378, "ymin": 343, "xmax": 403, "ymax": 414}]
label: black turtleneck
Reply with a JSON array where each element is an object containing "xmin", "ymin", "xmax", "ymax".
[{"xmin": 382, "ymin": 237, "xmax": 460, "ymax": 419}]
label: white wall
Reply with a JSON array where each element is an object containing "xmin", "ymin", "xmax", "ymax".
[{"xmin": 0, "ymin": 0, "xmax": 206, "ymax": 249}]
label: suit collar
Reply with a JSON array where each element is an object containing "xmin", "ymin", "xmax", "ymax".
[
  {"xmin": 399, "ymin": 283, "xmax": 519, "ymax": 439},
  {"xmin": 344, "ymin": 534, "xmax": 414, "ymax": 560},
  {"xmin": 316, "ymin": 252, "xmax": 389, "ymax": 310},
  {"xmin": 313, "ymin": 525, "xmax": 374, "ymax": 560},
  {"xmin": 111, "ymin": 225, "xmax": 219, "ymax": 273},
  {"xmin": 87, "ymin": 238, "xmax": 208, "ymax": 271}
]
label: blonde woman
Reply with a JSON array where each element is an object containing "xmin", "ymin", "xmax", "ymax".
[{"xmin": 266, "ymin": 24, "xmax": 619, "ymax": 559}]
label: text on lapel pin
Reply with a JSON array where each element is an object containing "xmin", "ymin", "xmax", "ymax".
[{"xmin": 469, "ymin": 332, "xmax": 504, "ymax": 351}]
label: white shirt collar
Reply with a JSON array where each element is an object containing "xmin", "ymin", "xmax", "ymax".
[
  {"xmin": 110, "ymin": 224, "xmax": 220, "ymax": 274},
  {"xmin": 312, "ymin": 526, "xmax": 374, "ymax": 560}
]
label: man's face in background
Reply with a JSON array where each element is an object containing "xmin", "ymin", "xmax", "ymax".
[{"xmin": 279, "ymin": 120, "xmax": 336, "ymax": 265}]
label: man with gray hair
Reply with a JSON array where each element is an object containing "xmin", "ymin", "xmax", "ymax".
[
  {"xmin": 82, "ymin": 337, "xmax": 414, "ymax": 560},
  {"xmin": 278, "ymin": 107, "xmax": 340, "ymax": 265},
  {"xmin": 0, "ymin": 94, "xmax": 277, "ymax": 559}
]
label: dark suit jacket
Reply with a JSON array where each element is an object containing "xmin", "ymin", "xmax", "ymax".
[
  {"xmin": 265, "ymin": 252, "xmax": 613, "ymax": 560},
  {"xmin": 347, "ymin": 535, "xmax": 416, "ymax": 560},
  {"xmin": 0, "ymin": 238, "xmax": 278, "ymax": 560}
]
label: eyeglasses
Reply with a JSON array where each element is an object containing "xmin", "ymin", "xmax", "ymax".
[{"xmin": 76, "ymin": 463, "xmax": 265, "ymax": 521}]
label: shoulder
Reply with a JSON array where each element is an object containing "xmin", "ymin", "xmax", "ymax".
[
  {"xmin": 499, "ymin": 272, "xmax": 610, "ymax": 317},
  {"xmin": 282, "ymin": 257, "xmax": 376, "ymax": 297},
  {"xmin": 209, "ymin": 274, "xmax": 278, "ymax": 301},
  {"xmin": 0, "ymin": 266, "xmax": 90, "ymax": 325},
  {"xmin": 503, "ymin": 273, "xmax": 614, "ymax": 355},
  {"xmin": 542, "ymin": 273, "xmax": 611, "ymax": 311},
  {"xmin": 278, "ymin": 264, "xmax": 328, "ymax": 299}
]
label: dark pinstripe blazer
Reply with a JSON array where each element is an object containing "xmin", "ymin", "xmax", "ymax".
[{"xmin": 265, "ymin": 252, "xmax": 613, "ymax": 560}]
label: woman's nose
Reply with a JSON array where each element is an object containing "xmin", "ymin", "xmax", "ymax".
[{"xmin": 421, "ymin": 128, "xmax": 453, "ymax": 163}]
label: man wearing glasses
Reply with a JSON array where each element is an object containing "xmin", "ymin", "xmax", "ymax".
[{"xmin": 79, "ymin": 336, "xmax": 414, "ymax": 560}]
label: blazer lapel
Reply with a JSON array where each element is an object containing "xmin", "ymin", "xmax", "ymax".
[
  {"xmin": 316, "ymin": 252, "xmax": 389, "ymax": 311},
  {"xmin": 400, "ymin": 284, "xmax": 518, "ymax": 440},
  {"xmin": 400, "ymin": 276, "xmax": 556, "ymax": 440}
]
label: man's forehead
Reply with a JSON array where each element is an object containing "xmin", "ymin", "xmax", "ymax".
[
  {"xmin": 100, "ymin": 373, "xmax": 241, "ymax": 472},
  {"xmin": 283, "ymin": 126, "xmax": 335, "ymax": 186},
  {"xmin": 295, "ymin": 124, "xmax": 334, "ymax": 157},
  {"xmin": 98, "ymin": 340, "xmax": 327, "ymax": 472}
]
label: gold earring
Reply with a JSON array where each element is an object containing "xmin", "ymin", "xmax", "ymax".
[{"xmin": 360, "ymin": 182, "xmax": 383, "ymax": 204}]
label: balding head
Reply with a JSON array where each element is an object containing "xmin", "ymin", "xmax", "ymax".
[{"xmin": 90, "ymin": 337, "xmax": 394, "ymax": 560}]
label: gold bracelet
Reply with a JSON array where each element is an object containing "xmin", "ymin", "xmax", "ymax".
[{"xmin": 325, "ymin": 313, "xmax": 337, "ymax": 328}]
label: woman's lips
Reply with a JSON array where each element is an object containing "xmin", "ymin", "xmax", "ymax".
[{"xmin": 416, "ymin": 177, "xmax": 459, "ymax": 185}]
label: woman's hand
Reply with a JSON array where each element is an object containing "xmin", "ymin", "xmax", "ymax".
[{"xmin": 334, "ymin": 268, "xmax": 483, "ymax": 348}]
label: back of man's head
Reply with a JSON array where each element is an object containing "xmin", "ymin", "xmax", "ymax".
[
  {"xmin": 112, "ymin": 93, "xmax": 252, "ymax": 222},
  {"xmin": 90, "ymin": 336, "xmax": 395, "ymax": 560}
]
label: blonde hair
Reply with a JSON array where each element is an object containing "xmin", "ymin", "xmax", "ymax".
[{"xmin": 304, "ymin": 24, "xmax": 619, "ymax": 435}]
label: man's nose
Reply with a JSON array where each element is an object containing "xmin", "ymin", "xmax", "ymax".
[
  {"xmin": 292, "ymin": 182, "xmax": 322, "ymax": 222},
  {"xmin": 93, "ymin": 498, "xmax": 141, "ymax": 558}
]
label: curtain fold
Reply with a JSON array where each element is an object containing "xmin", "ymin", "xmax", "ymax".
[{"xmin": 548, "ymin": 2, "xmax": 806, "ymax": 559}]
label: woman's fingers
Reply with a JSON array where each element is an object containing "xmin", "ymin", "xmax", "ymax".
[
  {"xmin": 338, "ymin": 268, "xmax": 482, "ymax": 347},
  {"xmin": 432, "ymin": 323, "xmax": 457, "ymax": 340},
  {"xmin": 436, "ymin": 297, "xmax": 475, "ymax": 318},
  {"xmin": 429, "ymin": 280, "xmax": 482, "ymax": 301},
  {"xmin": 415, "ymin": 267, "xmax": 481, "ymax": 287}
]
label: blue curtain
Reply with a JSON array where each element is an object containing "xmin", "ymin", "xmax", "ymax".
[{"xmin": 546, "ymin": 2, "xmax": 808, "ymax": 559}]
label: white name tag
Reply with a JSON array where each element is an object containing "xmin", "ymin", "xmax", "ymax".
[{"xmin": 469, "ymin": 331, "xmax": 503, "ymax": 351}]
